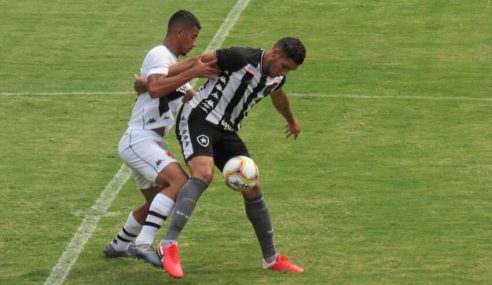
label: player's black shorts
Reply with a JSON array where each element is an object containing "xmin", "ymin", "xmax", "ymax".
[{"xmin": 176, "ymin": 105, "xmax": 250, "ymax": 171}]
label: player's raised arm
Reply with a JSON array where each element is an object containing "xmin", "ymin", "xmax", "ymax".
[
  {"xmin": 146, "ymin": 57, "xmax": 218, "ymax": 98},
  {"xmin": 134, "ymin": 54, "xmax": 218, "ymax": 98},
  {"xmin": 271, "ymin": 88, "xmax": 301, "ymax": 139},
  {"xmin": 198, "ymin": 51, "xmax": 219, "ymax": 67}
]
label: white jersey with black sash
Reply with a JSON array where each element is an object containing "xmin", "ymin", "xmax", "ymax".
[
  {"xmin": 187, "ymin": 47, "xmax": 286, "ymax": 131},
  {"xmin": 127, "ymin": 44, "xmax": 191, "ymax": 136}
]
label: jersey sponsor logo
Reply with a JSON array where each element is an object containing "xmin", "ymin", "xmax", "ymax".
[{"xmin": 196, "ymin": 134, "xmax": 210, "ymax": 147}]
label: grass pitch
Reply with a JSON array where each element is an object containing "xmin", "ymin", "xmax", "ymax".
[{"xmin": 0, "ymin": 0, "xmax": 491, "ymax": 284}]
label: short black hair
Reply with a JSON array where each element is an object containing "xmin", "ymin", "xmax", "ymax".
[
  {"xmin": 274, "ymin": 37, "xmax": 306, "ymax": 65},
  {"xmin": 167, "ymin": 10, "xmax": 201, "ymax": 33}
]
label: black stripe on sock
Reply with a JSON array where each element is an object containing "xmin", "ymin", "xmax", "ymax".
[
  {"xmin": 116, "ymin": 234, "xmax": 131, "ymax": 243},
  {"xmin": 148, "ymin": 210, "xmax": 168, "ymax": 220},
  {"xmin": 122, "ymin": 228, "xmax": 138, "ymax": 238},
  {"xmin": 144, "ymin": 221, "xmax": 161, "ymax": 229}
]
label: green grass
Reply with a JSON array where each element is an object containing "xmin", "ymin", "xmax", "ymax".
[{"xmin": 1, "ymin": 0, "xmax": 491, "ymax": 284}]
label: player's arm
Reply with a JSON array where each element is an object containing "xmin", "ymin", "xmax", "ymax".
[
  {"xmin": 168, "ymin": 52, "xmax": 219, "ymax": 76},
  {"xmin": 136, "ymin": 48, "xmax": 246, "ymax": 100},
  {"xmin": 147, "ymin": 56, "xmax": 218, "ymax": 98},
  {"xmin": 134, "ymin": 54, "xmax": 218, "ymax": 98},
  {"xmin": 199, "ymin": 52, "xmax": 219, "ymax": 67},
  {"xmin": 133, "ymin": 57, "xmax": 202, "ymax": 96},
  {"xmin": 271, "ymin": 88, "xmax": 301, "ymax": 139}
]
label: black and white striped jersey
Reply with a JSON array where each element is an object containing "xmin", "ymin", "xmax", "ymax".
[{"xmin": 187, "ymin": 47, "xmax": 286, "ymax": 131}]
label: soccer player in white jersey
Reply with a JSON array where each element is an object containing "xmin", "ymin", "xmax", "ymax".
[
  {"xmin": 139, "ymin": 37, "xmax": 306, "ymax": 278},
  {"xmin": 103, "ymin": 10, "xmax": 217, "ymax": 266}
]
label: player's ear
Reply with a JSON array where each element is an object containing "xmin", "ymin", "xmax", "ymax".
[
  {"xmin": 175, "ymin": 26, "xmax": 183, "ymax": 39},
  {"xmin": 271, "ymin": 47, "xmax": 283, "ymax": 59}
]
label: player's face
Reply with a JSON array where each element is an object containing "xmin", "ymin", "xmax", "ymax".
[
  {"xmin": 179, "ymin": 26, "xmax": 200, "ymax": 56},
  {"xmin": 267, "ymin": 49, "xmax": 298, "ymax": 77}
]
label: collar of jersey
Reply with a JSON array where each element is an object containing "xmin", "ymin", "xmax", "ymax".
[{"xmin": 162, "ymin": 44, "xmax": 178, "ymax": 61}]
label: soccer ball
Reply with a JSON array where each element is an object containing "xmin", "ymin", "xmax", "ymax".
[{"xmin": 222, "ymin": 156, "xmax": 259, "ymax": 192}]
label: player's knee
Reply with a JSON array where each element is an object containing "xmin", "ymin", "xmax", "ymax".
[
  {"xmin": 243, "ymin": 183, "xmax": 263, "ymax": 200},
  {"xmin": 168, "ymin": 171, "xmax": 188, "ymax": 188},
  {"xmin": 175, "ymin": 178, "xmax": 188, "ymax": 193},
  {"xmin": 192, "ymin": 170, "xmax": 214, "ymax": 185},
  {"xmin": 252, "ymin": 180, "xmax": 263, "ymax": 193},
  {"xmin": 166, "ymin": 175, "xmax": 188, "ymax": 198}
]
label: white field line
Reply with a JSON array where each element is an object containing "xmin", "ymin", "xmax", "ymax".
[
  {"xmin": 189, "ymin": 0, "xmax": 250, "ymax": 87},
  {"xmin": 43, "ymin": 1, "xmax": 250, "ymax": 284},
  {"xmin": 4, "ymin": 91, "xmax": 491, "ymax": 103},
  {"xmin": 43, "ymin": 165, "xmax": 132, "ymax": 285},
  {"xmin": 289, "ymin": 93, "xmax": 492, "ymax": 102},
  {"xmin": 0, "ymin": 91, "xmax": 131, "ymax": 96},
  {"xmin": 201, "ymin": 0, "xmax": 249, "ymax": 51}
]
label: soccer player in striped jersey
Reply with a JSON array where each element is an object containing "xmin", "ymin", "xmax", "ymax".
[
  {"xmin": 152, "ymin": 37, "xmax": 306, "ymax": 277},
  {"xmin": 103, "ymin": 10, "xmax": 217, "ymax": 266}
]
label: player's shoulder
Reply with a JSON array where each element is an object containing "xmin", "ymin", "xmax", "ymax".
[
  {"xmin": 215, "ymin": 47, "xmax": 263, "ymax": 71},
  {"xmin": 219, "ymin": 46, "xmax": 263, "ymax": 61},
  {"xmin": 146, "ymin": 45, "xmax": 175, "ymax": 60}
]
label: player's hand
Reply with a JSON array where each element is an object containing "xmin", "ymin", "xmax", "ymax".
[
  {"xmin": 193, "ymin": 58, "xmax": 219, "ymax": 78},
  {"xmin": 133, "ymin": 74, "xmax": 148, "ymax": 94},
  {"xmin": 285, "ymin": 119, "xmax": 301, "ymax": 139}
]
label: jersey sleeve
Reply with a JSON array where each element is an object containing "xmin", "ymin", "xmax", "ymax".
[
  {"xmin": 215, "ymin": 47, "xmax": 259, "ymax": 72},
  {"xmin": 142, "ymin": 47, "xmax": 174, "ymax": 77}
]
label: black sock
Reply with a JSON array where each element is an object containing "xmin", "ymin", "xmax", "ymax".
[
  {"xmin": 164, "ymin": 177, "xmax": 208, "ymax": 241},
  {"xmin": 244, "ymin": 194, "xmax": 276, "ymax": 259}
]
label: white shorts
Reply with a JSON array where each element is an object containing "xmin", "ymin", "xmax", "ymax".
[{"xmin": 118, "ymin": 129, "xmax": 178, "ymax": 189}]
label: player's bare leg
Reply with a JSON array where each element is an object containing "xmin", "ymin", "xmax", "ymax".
[{"xmin": 129, "ymin": 163, "xmax": 188, "ymax": 267}]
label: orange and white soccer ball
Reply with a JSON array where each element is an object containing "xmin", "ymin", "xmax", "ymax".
[{"xmin": 222, "ymin": 156, "xmax": 259, "ymax": 192}]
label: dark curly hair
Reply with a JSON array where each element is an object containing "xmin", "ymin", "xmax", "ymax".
[
  {"xmin": 167, "ymin": 10, "xmax": 201, "ymax": 34},
  {"xmin": 274, "ymin": 37, "xmax": 306, "ymax": 65}
]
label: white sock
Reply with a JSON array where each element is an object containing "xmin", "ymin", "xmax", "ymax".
[
  {"xmin": 111, "ymin": 211, "xmax": 142, "ymax": 251},
  {"xmin": 135, "ymin": 193, "xmax": 175, "ymax": 246}
]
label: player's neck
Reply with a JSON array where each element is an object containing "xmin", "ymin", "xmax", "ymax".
[
  {"xmin": 261, "ymin": 49, "xmax": 272, "ymax": 75},
  {"xmin": 163, "ymin": 38, "xmax": 179, "ymax": 58}
]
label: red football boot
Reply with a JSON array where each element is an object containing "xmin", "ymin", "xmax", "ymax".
[
  {"xmin": 262, "ymin": 254, "xmax": 304, "ymax": 273},
  {"xmin": 160, "ymin": 240, "xmax": 184, "ymax": 278}
]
